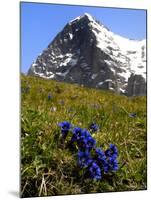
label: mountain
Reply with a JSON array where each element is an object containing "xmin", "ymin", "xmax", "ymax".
[{"xmin": 28, "ymin": 13, "xmax": 146, "ymax": 96}]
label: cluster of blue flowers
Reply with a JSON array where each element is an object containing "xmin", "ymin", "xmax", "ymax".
[
  {"xmin": 58, "ymin": 121, "xmax": 118, "ymax": 180},
  {"xmin": 89, "ymin": 122, "xmax": 99, "ymax": 133}
]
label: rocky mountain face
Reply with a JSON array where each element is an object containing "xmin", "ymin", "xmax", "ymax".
[{"xmin": 28, "ymin": 13, "xmax": 146, "ymax": 96}]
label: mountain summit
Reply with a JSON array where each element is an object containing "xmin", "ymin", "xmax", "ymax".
[{"xmin": 28, "ymin": 13, "xmax": 146, "ymax": 96}]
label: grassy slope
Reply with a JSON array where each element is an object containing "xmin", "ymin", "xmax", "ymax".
[{"xmin": 21, "ymin": 75, "xmax": 147, "ymax": 197}]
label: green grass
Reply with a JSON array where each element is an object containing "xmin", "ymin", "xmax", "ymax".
[{"xmin": 21, "ymin": 75, "xmax": 147, "ymax": 197}]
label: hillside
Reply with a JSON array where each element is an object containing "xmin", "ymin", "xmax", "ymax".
[{"xmin": 21, "ymin": 75, "xmax": 147, "ymax": 197}]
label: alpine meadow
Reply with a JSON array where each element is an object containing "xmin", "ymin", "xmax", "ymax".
[{"xmin": 21, "ymin": 74, "xmax": 147, "ymax": 197}]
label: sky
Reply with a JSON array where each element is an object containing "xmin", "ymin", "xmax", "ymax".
[{"xmin": 21, "ymin": 2, "xmax": 146, "ymax": 74}]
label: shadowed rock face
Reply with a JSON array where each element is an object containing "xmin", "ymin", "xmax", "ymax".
[
  {"xmin": 127, "ymin": 74, "xmax": 146, "ymax": 96},
  {"xmin": 28, "ymin": 13, "xmax": 146, "ymax": 96}
]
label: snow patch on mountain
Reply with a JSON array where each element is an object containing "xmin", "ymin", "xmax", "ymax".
[{"xmin": 83, "ymin": 14, "xmax": 146, "ymax": 81}]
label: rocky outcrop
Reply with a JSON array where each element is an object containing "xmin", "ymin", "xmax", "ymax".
[{"xmin": 127, "ymin": 74, "xmax": 146, "ymax": 96}]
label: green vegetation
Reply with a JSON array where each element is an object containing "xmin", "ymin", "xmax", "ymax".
[{"xmin": 21, "ymin": 75, "xmax": 147, "ymax": 197}]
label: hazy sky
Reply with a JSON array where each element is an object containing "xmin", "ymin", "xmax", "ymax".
[{"xmin": 21, "ymin": 2, "xmax": 146, "ymax": 73}]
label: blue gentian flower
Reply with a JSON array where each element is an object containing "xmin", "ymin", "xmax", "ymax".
[
  {"xmin": 77, "ymin": 150, "xmax": 92, "ymax": 168},
  {"xmin": 89, "ymin": 123, "xmax": 99, "ymax": 133},
  {"xmin": 107, "ymin": 156, "xmax": 119, "ymax": 172},
  {"xmin": 81, "ymin": 129, "xmax": 91, "ymax": 138},
  {"xmin": 104, "ymin": 144, "xmax": 119, "ymax": 172},
  {"xmin": 58, "ymin": 121, "xmax": 72, "ymax": 139},
  {"xmin": 48, "ymin": 94, "xmax": 52, "ymax": 100},
  {"xmin": 129, "ymin": 112, "xmax": 137, "ymax": 118},
  {"xmin": 71, "ymin": 127, "xmax": 83, "ymax": 142},
  {"xmin": 77, "ymin": 129, "xmax": 96, "ymax": 151},
  {"xmin": 105, "ymin": 144, "xmax": 118, "ymax": 158},
  {"xmin": 86, "ymin": 136, "xmax": 96, "ymax": 150},
  {"xmin": 77, "ymin": 136, "xmax": 89, "ymax": 150},
  {"xmin": 95, "ymin": 148, "xmax": 108, "ymax": 172},
  {"xmin": 95, "ymin": 148, "xmax": 105, "ymax": 158},
  {"xmin": 88, "ymin": 162, "xmax": 102, "ymax": 180}
]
